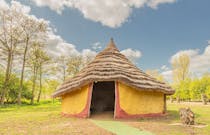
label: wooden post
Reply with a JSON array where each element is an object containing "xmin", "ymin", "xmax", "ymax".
[{"xmin": 163, "ymin": 94, "xmax": 166, "ymax": 113}]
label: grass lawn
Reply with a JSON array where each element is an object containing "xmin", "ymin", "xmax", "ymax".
[
  {"xmin": 0, "ymin": 101, "xmax": 111, "ymax": 135},
  {"xmin": 126, "ymin": 102, "xmax": 210, "ymax": 135},
  {"xmin": 0, "ymin": 101, "xmax": 209, "ymax": 135}
]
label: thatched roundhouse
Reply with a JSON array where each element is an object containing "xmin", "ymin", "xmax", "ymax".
[{"xmin": 53, "ymin": 39, "xmax": 175, "ymax": 118}]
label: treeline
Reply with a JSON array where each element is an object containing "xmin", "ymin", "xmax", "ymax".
[
  {"xmin": 0, "ymin": 3, "xmax": 94, "ymax": 105},
  {"xmin": 0, "ymin": 72, "xmax": 59, "ymax": 104},
  {"xmin": 171, "ymin": 53, "xmax": 210, "ymax": 103},
  {"xmin": 0, "ymin": 6, "xmax": 55, "ymax": 105},
  {"xmin": 147, "ymin": 53, "xmax": 210, "ymax": 104},
  {"xmin": 172, "ymin": 75, "xmax": 210, "ymax": 103}
]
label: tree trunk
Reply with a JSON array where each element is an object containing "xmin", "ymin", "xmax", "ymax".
[
  {"xmin": 31, "ymin": 65, "xmax": 38, "ymax": 104},
  {"xmin": 18, "ymin": 37, "xmax": 29, "ymax": 105},
  {"xmin": 0, "ymin": 52, "xmax": 12, "ymax": 105},
  {"xmin": 37, "ymin": 65, "xmax": 42, "ymax": 103}
]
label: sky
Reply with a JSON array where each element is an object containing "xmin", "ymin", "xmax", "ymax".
[{"xmin": 1, "ymin": 0, "xmax": 210, "ymax": 81}]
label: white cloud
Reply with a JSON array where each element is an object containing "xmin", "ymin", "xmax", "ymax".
[
  {"xmin": 170, "ymin": 49, "xmax": 199, "ymax": 63},
  {"xmin": 0, "ymin": 0, "xmax": 144, "ymax": 81},
  {"xmin": 81, "ymin": 49, "xmax": 97, "ymax": 64},
  {"xmin": 1, "ymin": 0, "xmax": 142, "ymax": 76},
  {"xmin": 31, "ymin": 0, "xmax": 67, "ymax": 14},
  {"xmin": 208, "ymin": 40, "xmax": 210, "ymax": 45},
  {"xmin": 0, "ymin": 0, "xmax": 9, "ymax": 10},
  {"xmin": 170, "ymin": 46, "xmax": 210, "ymax": 75},
  {"xmin": 147, "ymin": 0, "xmax": 176, "ymax": 9},
  {"xmin": 189, "ymin": 46, "xmax": 210, "ymax": 74},
  {"xmin": 82, "ymin": 49, "xmax": 97, "ymax": 58},
  {"xmin": 161, "ymin": 44, "xmax": 210, "ymax": 82},
  {"xmin": 0, "ymin": 0, "xmax": 31, "ymax": 13},
  {"xmin": 92, "ymin": 42, "xmax": 102, "ymax": 51},
  {"xmin": 161, "ymin": 70, "xmax": 173, "ymax": 82},
  {"xmin": 31, "ymin": 0, "xmax": 176, "ymax": 28},
  {"xmin": 45, "ymin": 31, "xmax": 98, "ymax": 62},
  {"xmin": 46, "ymin": 32, "xmax": 80, "ymax": 57},
  {"xmin": 0, "ymin": 0, "xmax": 95, "ymax": 70},
  {"xmin": 121, "ymin": 48, "xmax": 142, "ymax": 64},
  {"xmin": 161, "ymin": 65, "xmax": 169, "ymax": 71},
  {"xmin": 11, "ymin": 0, "xmax": 31, "ymax": 14}
]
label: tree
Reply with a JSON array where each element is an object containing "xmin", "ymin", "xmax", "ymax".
[
  {"xmin": 172, "ymin": 54, "xmax": 190, "ymax": 83},
  {"xmin": 67, "ymin": 55, "xmax": 83, "ymax": 77},
  {"xmin": 0, "ymin": 9, "xmax": 23, "ymax": 105},
  {"xmin": 5, "ymin": 74, "xmax": 32, "ymax": 103},
  {"xmin": 36, "ymin": 50, "xmax": 50, "ymax": 103},
  {"xmin": 42, "ymin": 79, "xmax": 60, "ymax": 99},
  {"xmin": 171, "ymin": 73, "xmax": 210, "ymax": 103},
  {"xmin": 176, "ymin": 79, "xmax": 191, "ymax": 101},
  {"xmin": 56, "ymin": 55, "xmax": 70, "ymax": 82},
  {"xmin": 18, "ymin": 15, "xmax": 47, "ymax": 105},
  {"xmin": 0, "ymin": 72, "xmax": 4, "ymax": 96},
  {"xmin": 171, "ymin": 53, "xmax": 190, "ymax": 103},
  {"xmin": 27, "ymin": 42, "xmax": 45, "ymax": 104}
]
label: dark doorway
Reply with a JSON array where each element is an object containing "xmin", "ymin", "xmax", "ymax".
[{"xmin": 90, "ymin": 81, "xmax": 115, "ymax": 115}]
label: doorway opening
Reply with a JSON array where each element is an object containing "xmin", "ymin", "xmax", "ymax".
[{"xmin": 90, "ymin": 81, "xmax": 115, "ymax": 117}]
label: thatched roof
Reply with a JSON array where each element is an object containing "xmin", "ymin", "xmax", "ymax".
[{"xmin": 53, "ymin": 39, "xmax": 175, "ymax": 97}]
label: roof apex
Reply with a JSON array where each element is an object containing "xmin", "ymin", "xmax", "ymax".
[{"xmin": 106, "ymin": 38, "xmax": 118, "ymax": 49}]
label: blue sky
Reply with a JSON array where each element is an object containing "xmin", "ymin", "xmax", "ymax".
[{"xmin": 2, "ymin": 0, "xmax": 210, "ymax": 81}]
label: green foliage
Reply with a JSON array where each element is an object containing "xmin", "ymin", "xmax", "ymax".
[
  {"xmin": 0, "ymin": 72, "xmax": 32, "ymax": 103},
  {"xmin": 2, "ymin": 74, "xmax": 32, "ymax": 103},
  {"xmin": 173, "ymin": 74, "xmax": 210, "ymax": 101},
  {"xmin": 189, "ymin": 79, "xmax": 201, "ymax": 100},
  {"xmin": 0, "ymin": 68, "xmax": 60, "ymax": 103},
  {"xmin": 173, "ymin": 79, "xmax": 191, "ymax": 100},
  {"xmin": 206, "ymin": 85, "xmax": 210, "ymax": 98}
]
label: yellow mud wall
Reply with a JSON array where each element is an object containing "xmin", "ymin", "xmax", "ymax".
[
  {"xmin": 118, "ymin": 82, "xmax": 164, "ymax": 114},
  {"xmin": 61, "ymin": 85, "xmax": 89, "ymax": 114}
]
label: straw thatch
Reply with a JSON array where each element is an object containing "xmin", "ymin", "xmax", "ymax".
[{"xmin": 53, "ymin": 38, "xmax": 175, "ymax": 97}]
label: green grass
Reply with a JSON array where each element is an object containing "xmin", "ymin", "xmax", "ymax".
[
  {"xmin": 167, "ymin": 103, "xmax": 210, "ymax": 135},
  {"xmin": 0, "ymin": 101, "xmax": 210, "ymax": 135},
  {"xmin": 126, "ymin": 102, "xmax": 210, "ymax": 135},
  {"xmin": 0, "ymin": 100, "xmax": 111, "ymax": 135},
  {"xmin": 0, "ymin": 100, "xmax": 62, "ymax": 134}
]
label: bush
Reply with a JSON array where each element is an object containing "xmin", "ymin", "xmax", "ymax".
[{"xmin": 0, "ymin": 74, "xmax": 32, "ymax": 103}]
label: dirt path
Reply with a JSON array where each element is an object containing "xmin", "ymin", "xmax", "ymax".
[{"xmin": 91, "ymin": 120, "xmax": 154, "ymax": 135}]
